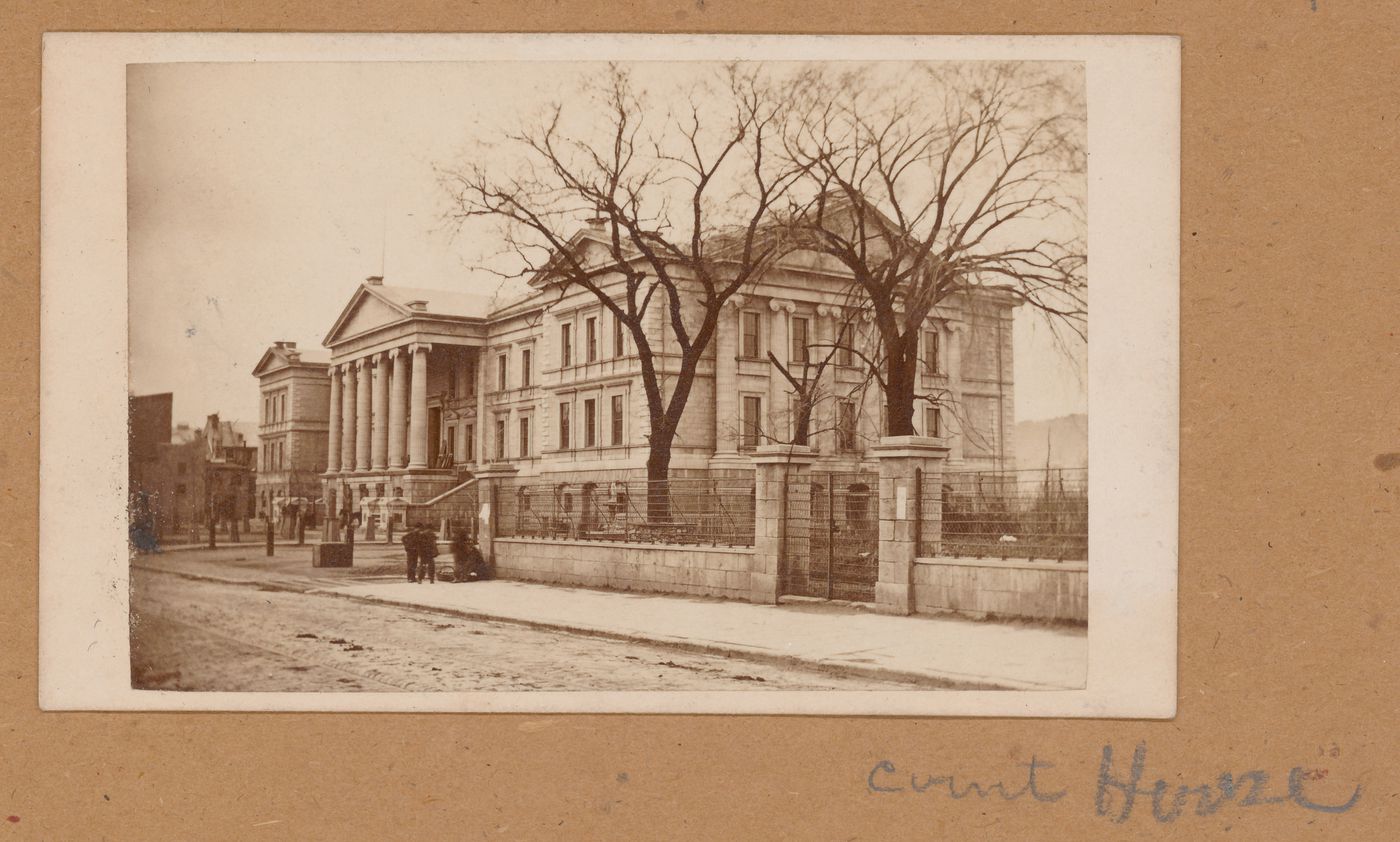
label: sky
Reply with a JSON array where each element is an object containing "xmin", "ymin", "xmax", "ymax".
[{"xmin": 127, "ymin": 60, "xmax": 1087, "ymax": 435}]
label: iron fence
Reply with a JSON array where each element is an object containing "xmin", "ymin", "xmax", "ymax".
[
  {"xmin": 404, "ymin": 484, "xmax": 480, "ymax": 543},
  {"xmin": 920, "ymin": 468, "xmax": 1088, "ymax": 562},
  {"xmin": 494, "ymin": 476, "xmax": 755, "ymax": 547},
  {"xmin": 789, "ymin": 471, "xmax": 880, "ymax": 601}
]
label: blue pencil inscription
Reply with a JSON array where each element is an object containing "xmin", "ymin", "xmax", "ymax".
[{"xmin": 867, "ymin": 742, "xmax": 1361, "ymax": 825}]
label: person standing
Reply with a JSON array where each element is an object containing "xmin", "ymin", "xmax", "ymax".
[
  {"xmin": 402, "ymin": 523, "xmax": 421, "ymax": 583},
  {"xmin": 417, "ymin": 524, "xmax": 439, "ymax": 584}
]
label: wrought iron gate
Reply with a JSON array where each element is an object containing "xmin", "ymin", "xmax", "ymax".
[{"xmin": 783, "ymin": 471, "xmax": 879, "ymax": 602}]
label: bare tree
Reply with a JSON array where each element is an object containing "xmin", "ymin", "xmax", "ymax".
[
  {"xmin": 441, "ymin": 65, "xmax": 806, "ymax": 518},
  {"xmin": 779, "ymin": 62, "xmax": 1087, "ymax": 437}
]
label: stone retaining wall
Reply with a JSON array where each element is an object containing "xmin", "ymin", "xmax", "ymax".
[
  {"xmin": 494, "ymin": 538, "xmax": 754, "ymax": 600},
  {"xmin": 912, "ymin": 556, "xmax": 1087, "ymax": 622}
]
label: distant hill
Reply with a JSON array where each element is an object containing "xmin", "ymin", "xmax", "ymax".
[{"xmin": 1015, "ymin": 413, "xmax": 1087, "ymax": 471}]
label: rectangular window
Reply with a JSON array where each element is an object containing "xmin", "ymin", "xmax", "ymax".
[
  {"xmin": 465, "ymin": 358, "xmax": 477, "ymax": 396},
  {"xmin": 558, "ymin": 402, "xmax": 571, "ymax": 449},
  {"xmin": 465, "ymin": 423, "xmax": 474, "ymax": 462},
  {"xmin": 741, "ymin": 395, "xmax": 763, "ymax": 449},
  {"xmin": 924, "ymin": 406, "xmax": 942, "ymax": 438},
  {"xmin": 497, "ymin": 354, "xmax": 508, "ymax": 391},
  {"xmin": 924, "ymin": 330, "xmax": 940, "ymax": 375},
  {"xmin": 791, "ymin": 317, "xmax": 809, "ymax": 364},
  {"xmin": 613, "ymin": 316, "xmax": 625, "ymax": 357},
  {"xmin": 519, "ymin": 416, "xmax": 531, "ymax": 458},
  {"xmin": 560, "ymin": 323, "xmax": 573, "ymax": 367},
  {"xmin": 741, "ymin": 312, "xmax": 761, "ymax": 358},
  {"xmin": 278, "ymin": 393, "xmax": 286, "ymax": 421},
  {"xmin": 446, "ymin": 363, "xmax": 457, "ymax": 398},
  {"xmin": 837, "ymin": 400, "xmax": 857, "ymax": 451},
  {"xmin": 837, "ymin": 324, "xmax": 854, "ymax": 366},
  {"xmin": 610, "ymin": 394, "xmax": 624, "ymax": 446},
  {"xmin": 584, "ymin": 398, "xmax": 597, "ymax": 447},
  {"xmin": 263, "ymin": 397, "xmax": 270, "ymax": 423},
  {"xmin": 177, "ymin": 462, "xmax": 187, "ymax": 476},
  {"xmin": 521, "ymin": 348, "xmax": 532, "ymax": 387},
  {"xmin": 495, "ymin": 418, "xmax": 507, "ymax": 459},
  {"xmin": 586, "ymin": 317, "xmax": 598, "ymax": 362}
]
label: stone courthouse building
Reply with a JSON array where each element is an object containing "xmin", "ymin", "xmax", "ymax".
[
  {"xmin": 308, "ymin": 223, "xmax": 1017, "ymax": 517},
  {"xmin": 251, "ymin": 341, "xmax": 331, "ymax": 519}
]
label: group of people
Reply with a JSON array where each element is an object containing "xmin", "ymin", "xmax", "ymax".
[{"xmin": 401, "ymin": 522, "xmax": 488, "ymax": 584}]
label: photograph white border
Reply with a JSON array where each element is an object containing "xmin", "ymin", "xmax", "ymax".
[{"xmin": 39, "ymin": 32, "xmax": 1178, "ymax": 715}]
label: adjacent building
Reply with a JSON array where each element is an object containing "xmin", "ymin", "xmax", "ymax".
[
  {"xmin": 130, "ymin": 408, "xmax": 257, "ymax": 541},
  {"xmin": 307, "ymin": 225, "xmax": 1016, "ymax": 515},
  {"xmin": 251, "ymin": 340, "xmax": 332, "ymax": 520}
]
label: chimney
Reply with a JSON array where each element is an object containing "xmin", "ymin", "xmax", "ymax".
[
  {"xmin": 365, "ymin": 275, "xmax": 384, "ymax": 286},
  {"xmin": 585, "ymin": 202, "xmax": 609, "ymax": 230},
  {"xmin": 406, "ymin": 299, "xmax": 428, "ymax": 312}
]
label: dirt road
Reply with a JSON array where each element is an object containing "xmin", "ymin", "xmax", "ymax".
[{"xmin": 130, "ymin": 567, "xmax": 905, "ymax": 691}]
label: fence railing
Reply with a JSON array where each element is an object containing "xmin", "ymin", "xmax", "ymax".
[
  {"xmin": 404, "ymin": 484, "xmax": 480, "ymax": 542},
  {"xmin": 494, "ymin": 476, "xmax": 756, "ymax": 547},
  {"xmin": 919, "ymin": 468, "xmax": 1087, "ymax": 562}
]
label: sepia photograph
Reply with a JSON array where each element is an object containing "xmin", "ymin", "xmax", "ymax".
[{"xmin": 42, "ymin": 34, "xmax": 1176, "ymax": 714}]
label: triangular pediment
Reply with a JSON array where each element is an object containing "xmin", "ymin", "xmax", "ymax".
[
  {"xmin": 323, "ymin": 285, "xmax": 412, "ymax": 346},
  {"xmin": 250, "ymin": 347, "xmax": 285, "ymax": 377}
]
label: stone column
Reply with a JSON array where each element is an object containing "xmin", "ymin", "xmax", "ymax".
[
  {"xmin": 946, "ymin": 323, "xmax": 968, "ymax": 465},
  {"xmin": 712, "ymin": 295, "xmax": 743, "ymax": 456},
  {"xmin": 814, "ymin": 304, "xmax": 839, "ymax": 455},
  {"xmin": 339, "ymin": 364, "xmax": 356, "ymax": 472},
  {"xmin": 388, "ymin": 347, "xmax": 409, "ymax": 469},
  {"xmin": 326, "ymin": 365, "xmax": 342, "ymax": 473},
  {"xmin": 371, "ymin": 351, "xmax": 390, "ymax": 471},
  {"xmin": 355, "ymin": 358, "xmax": 372, "ymax": 472},
  {"xmin": 871, "ymin": 435, "xmax": 949, "ymax": 615},
  {"xmin": 768, "ymin": 299, "xmax": 794, "ymax": 441},
  {"xmin": 749, "ymin": 444, "xmax": 816, "ymax": 604},
  {"xmin": 408, "ymin": 343, "xmax": 431, "ymax": 469},
  {"xmin": 475, "ymin": 349, "xmax": 488, "ymax": 467}
]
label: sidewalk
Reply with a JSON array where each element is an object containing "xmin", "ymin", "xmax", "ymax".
[{"xmin": 323, "ymin": 579, "xmax": 1088, "ymax": 690}]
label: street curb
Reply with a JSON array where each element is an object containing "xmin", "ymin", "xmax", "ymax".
[{"xmin": 133, "ymin": 563, "xmax": 1021, "ymax": 691}]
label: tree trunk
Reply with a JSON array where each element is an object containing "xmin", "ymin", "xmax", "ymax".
[
  {"xmin": 645, "ymin": 436, "xmax": 674, "ymax": 523},
  {"xmin": 884, "ymin": 352, "xmax": 918, "ymax": 437}
]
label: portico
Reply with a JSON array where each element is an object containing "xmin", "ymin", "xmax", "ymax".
[{"xmin": 320, "ymin": 276, "xmax": 492, "ymax": 518}]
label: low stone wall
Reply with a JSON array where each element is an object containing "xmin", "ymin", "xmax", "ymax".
[
  {"xmin": 912, "ymin": 556, "xmax": 1087, "ymax": 623},
  {"xmin": 493, "ymin": 538, "xmax": 754, "ymax": 600}
]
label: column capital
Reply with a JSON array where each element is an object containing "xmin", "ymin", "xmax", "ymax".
[
  {"xmin": 816, "ymin": 303, "xmax": 842, "ymax": 318},
  {"xmin": 387, "ymin": 346, "xmax": 402, "ymax": 360},
  {"xmin": 355, "ymin": 357, "xmax": 371, "ymax": 371},
  {"xmin": 768, "ymin": 298, "xmax": 796, "ymax": 314},
  {"xmin": 376, "ymin": 349, "xmax": 392, "ymax": 364},
  {"xmin": 409, "ymin": 342, "xmax": 433, "ymax": 354},
  {"xmin": 724, "ymin": 294, "xmax": 748, "ymax": 310}
]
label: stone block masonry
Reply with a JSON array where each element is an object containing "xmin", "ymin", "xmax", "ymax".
[
  {"xmin": 493, "ymin": 538, "xmax": 754, "ymax": 600},
  {"xmin": 913, "ymin": 557, "xmax": 1087, "ymax": 623}
]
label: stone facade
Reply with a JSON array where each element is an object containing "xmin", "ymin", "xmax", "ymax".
[
  {"xmin": 251, "ymin": 341, "xmax": 330, "ymax": 518},
  {"xmin": 303, "ymin": 232, "xmax": 1016, "ymax": 518}
]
